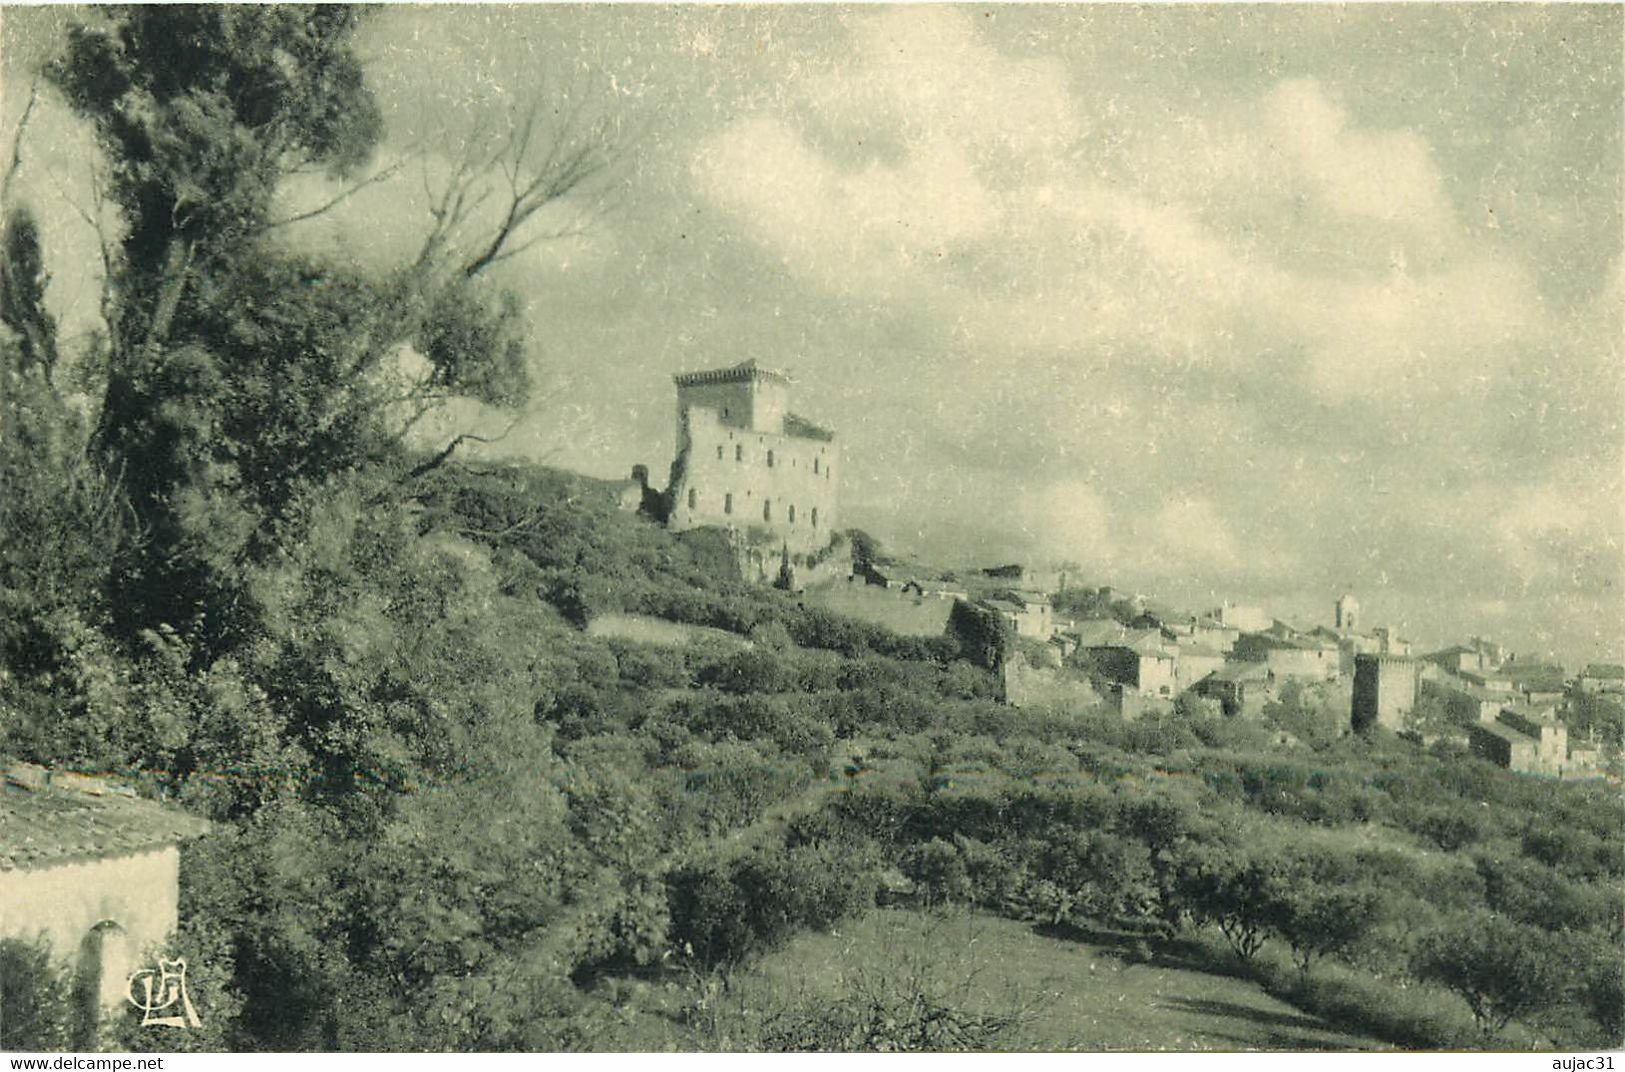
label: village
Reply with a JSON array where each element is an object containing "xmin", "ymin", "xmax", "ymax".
[{"xmin": 638, "ymin": 358, "xmax": 1621, "ymax": 782}]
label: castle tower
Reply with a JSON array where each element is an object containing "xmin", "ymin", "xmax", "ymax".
[
  {"xmin": 1335, "ymin": 592, "xmax": 1360, "ymax": 632},
  {"xmin": 665, "ymin": 361, "xmax": 838, "ymax": 555},
  {"xmin": 1351, "ymin": 653, "xmax": 1420, "ymax": 733}
]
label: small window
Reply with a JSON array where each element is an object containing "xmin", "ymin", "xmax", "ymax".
[
  {"xmin": 813, "ymin": 457, "xmax": 820, "ymax": 474},
  {"xmin": 763, "ymin": 499, "xmax": 772, "ymax": 522},
  {"xmin": 788, "ymin": 504, "xmax": 796, "ymax": 524},
  {"xmin": 723, "ymin": 407, "xmax": 730, "ymax": 418},
  {"xmin": 724, "ymin": 493, "xmax": 733, "ymax": 515},
  {"xmin": 767, "ymin": 449, "xmax": 775, "ymax": 468},
  {"xmin": 716, "ymin": 445, "xmax": 724, "ymax": 460},
  {"xmin": 735, "ymin": 445, "xmax": 743, "ymax": 462},
  {"xmin": 825, "ymin": 468, "xmax": 831, "ymax": 481},
  {"xmin": 687, "ymin": 488, "xmax": 697, "ymax": 510},
  {"xmin": 811, "ymin": 507, "xmax": 818, "ymax": 528}
]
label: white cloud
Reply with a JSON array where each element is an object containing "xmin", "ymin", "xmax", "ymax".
[
  {"xmin": 804, "ymin": 7, "xmax": 1081, "ymax": 159},
  {"xmin": 1262, "ymin": 79, "xmax": 1455, "ymax": 234}
]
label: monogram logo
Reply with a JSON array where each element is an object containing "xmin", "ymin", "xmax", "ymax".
[{"xmin": 126, "ymin": 957, "xmax": 202, "ymax": 1028}]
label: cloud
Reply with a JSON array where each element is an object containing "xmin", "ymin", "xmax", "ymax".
[
  {"xmin": 803, "ymin": 7, "xmax": 1081, "ymax": 159},
  {"xmin": 1262, "ymin": 78, "xmax": 1455, "ymax": 234}
]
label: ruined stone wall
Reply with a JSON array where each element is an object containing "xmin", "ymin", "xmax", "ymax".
[{"xmin": 1000, "ymin": 652, "xmax": 1103, "ymax": 712}]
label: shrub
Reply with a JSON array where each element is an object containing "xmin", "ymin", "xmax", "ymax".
[{"xmin": 0, "ymin": 937, "xmax": 72, "ymax": 1051}]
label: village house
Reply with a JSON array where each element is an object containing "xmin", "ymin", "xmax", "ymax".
[
  {"xmin": 1, "ymin": 763, "xmax": 210, "ymax": 1032},
  {"xmin": 1371, "ymin": 626, "xmax": 1413, "ymax": 656},
  {"xmin": 1193, "ymin": 661, "xmax": 1275, "ymax": 719},
  {"xmin": 980, "ymin": 564, "xmax": 1066, "ymax": 595},
  {"xmin": 1420, "ymin": 673, "xmax": 1508, "ymax": 725},
  {"xmin": 1172, "ymin": 642, "xmax": 1227, "ymax": 692},
  {"xmin": 1429, "ymin": 644, "xmax": 1499, "ymax": 676},
  {"xmin": 1085, "ymin": 629, "xmax": 1179, "ymax": 697},
  {"xmin": 1232, "ymin": 632, "xmax": 1340, "ymax": 681},
  {"xmin": 1459, "ymin": 667, "xmax": 1517, "ymax": 693},
  {"xmin": 983, "ymin": 591, "xmax": 1055, "ymax": 639},
  {"xmin": 1211, "ymin": 602, "xmax": 1272, "ymax": 634},
  {"xmin": 1468, "ymin": 703, "xmax": 1570, "ymax": 775},
  {"xmin": 1577, "ymin": 663, "xmax": 1625, "ymax": 695},
  {"xmin": 1190, "ymin": 616, "xmax": 1240, "ymax": 653}
]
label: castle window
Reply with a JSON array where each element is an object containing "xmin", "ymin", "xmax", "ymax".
[
  {"xmin": 716, "ymin": 445, "xmax": 724, "ymax": 460},
  {"xmin": 811, "ymin": 507, "xmax": 818, "ymax": 528},
  {"xmin": 767, "ymin": 449, "xmax": 775, "ymax": 468},
  {"xmin": 735, "ymin": 445, "xmax": 743, "ymax": 462},
  {"xmin": 813, "ymin": 457, "xmax": 820, "ymax": 474},
  {"xmin": 724, "ymin": 493, "xmax": 733, "ymax": 515},
  {"xmin": 687, "ymin": 488, "xmax": 697, "ymax": 510},
  {"xmin": 763, "ymin": 499, "xmax": 772, "ymax": 522},
  {"xmin": 788, "ymin": 504, "xmax": 796, "ymax": 524}
]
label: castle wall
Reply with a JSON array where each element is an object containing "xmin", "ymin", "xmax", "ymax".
[
  {"xmin": 1351, "ymin": 654, "xmax": 1420, "ymax": 732},
  {"xmin": 667, "ymin": 405, "xmax": 838, "ymax": 555}
]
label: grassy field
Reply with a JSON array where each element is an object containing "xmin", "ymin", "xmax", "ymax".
[
  {"xmin": 586, "ymin": 613, "xmax": 749, "ymax": 648},
  {"xmin": 730, "ymin": 908, "xmax": 1390, "ymax": 1051},
  {"xmin": 802, "ymin": 584, "xmax": 956, "ymax": 638}
]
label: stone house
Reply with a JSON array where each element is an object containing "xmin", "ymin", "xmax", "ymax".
[
  {"xmin": 1087, "ymin": 630, "xmax": 1178, "ymax": 698},
  {"xmin": 1, "ymin": 763, "xmax": 210, "ymax": 1026},
  {"xmin": 1420, "ymin": 673, "xmax": 1507, "ymax": 724},
  {"xmin": 1172, "ymin": 642, "xmax": 1227, "ymax": 692},
  {"xmin": 1578, "ymin": 664, "xmax": 1625, "ymax": 695},
  {"xmin": 1211, "ymin": 603, "xmax": 1272, "ymax": 633},
  {"xmin": 1466, "ymin": 703, "xmax": 1569, "ymax": 775},
  {"xmin": 1194, "ymin": 661, "xmax": 1274, "ymax": 719},
  {"xmin": 1232, "ymin": 632, "xmax": 1340, "ymax": 681},
  {"xmin": 983, "ymin": 591, "xmax": 1055, "ymax": 639}
]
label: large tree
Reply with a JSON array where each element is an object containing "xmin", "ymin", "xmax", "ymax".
[{"xmin": 32, "ymin": 5, "xmax": 607, "ymax": 648}]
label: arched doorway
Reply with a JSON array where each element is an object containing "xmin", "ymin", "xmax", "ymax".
[{"xmin": 72, "ymin": 920, "xmax": 132, "ymax": 1044}]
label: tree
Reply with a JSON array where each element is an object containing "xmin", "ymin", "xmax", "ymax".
[
  {"xmin": 0, "ymin": 938, "xmax": 72, "ymax": 1051},
  {"xmin": 845, "ymin": 528, "xmax": 881, "ymax": 571},
  {"xmin": 1175, "ymin": 843, "xmax": 1305, "ymax": 964},
  {"xmin": 1269, "ymin": 881, "xmax": 1386, "ymax": 982},
  {"xmin": 37, "ymin": 6, "xmax": 613, "ymax": 648},
  {"xmin": 1412, "ymin": 912, "xmax": 1577, "ymax": 1039}
]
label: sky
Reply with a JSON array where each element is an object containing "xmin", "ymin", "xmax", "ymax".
[{"xmin": 3, "ymin": 4, "xmax": 1622, "ymax": 665}]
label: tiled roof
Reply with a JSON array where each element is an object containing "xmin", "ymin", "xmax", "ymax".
[
  {"xmin": 1, "ymin": 766, "xmax": 210, "ymax": 872},
  {"xmin": 1085, "ymin": 629, "xmax": 1173, "ymax": 657},
  {"xmin": 1206, "ymin": 661, "xmax": 1271, "ymax": 683},
  {"xmin": 1069, "ymin": 619, "xmax": 1130, "ymax": 647},
  {"xmin": 1582, "ymin": 663, "xmax": 1625, "ymax": 679},
  {"xmin": 1471, "ymin": 721, "xmax": 1535, "ymax": 747}
]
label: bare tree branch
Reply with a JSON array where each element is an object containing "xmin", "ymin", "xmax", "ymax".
[
  {"xmin": 2, "ymin": 78, "xmax": 40, "ymax": 205},
  {"xmin": 404, "ymin": 415, "xmax": 522, "ymax": 482},
  {"xmin": 261, "ymin": 151, "xmax": 417, "ymax": 231}
]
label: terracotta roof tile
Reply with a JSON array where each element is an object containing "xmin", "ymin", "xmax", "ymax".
[{"xmin": 0, "ymin": 772, "xmax": 210, "ymax": 872}]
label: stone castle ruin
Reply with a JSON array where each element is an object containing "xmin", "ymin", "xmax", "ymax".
[{"xmin": 661, "ymin": 361, "xmax": 841, "ymax": 567}]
